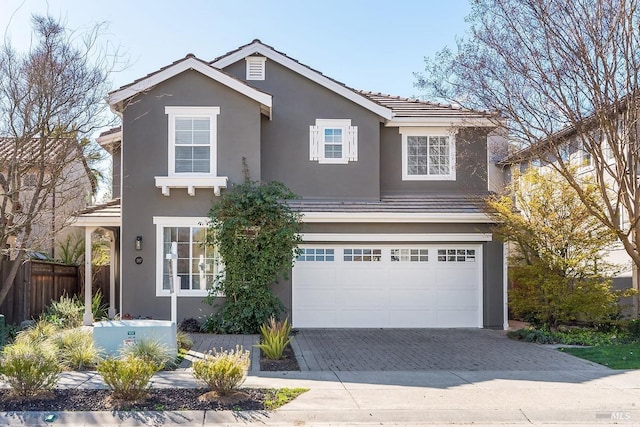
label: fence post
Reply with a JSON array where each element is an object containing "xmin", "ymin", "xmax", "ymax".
[{"xmin": 0, "ymin": 314, "xmax": 5, "ymax": 347}]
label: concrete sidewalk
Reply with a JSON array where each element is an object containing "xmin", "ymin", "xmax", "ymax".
[{"xmin": 2, "ymin": 368, "xmax": 640, "ymax": 425}]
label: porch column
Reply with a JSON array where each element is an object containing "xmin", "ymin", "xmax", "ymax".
[
  {"xmin": 83, "ymin": 226, "xmax": 96, "ymax": 326},
  {"xmin": 108, "ymin": 230, "xmax": 116, "ymax": 318}
]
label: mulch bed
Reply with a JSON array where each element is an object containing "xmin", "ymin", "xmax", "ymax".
[
  {"xmin": 259, "ymin": 344, "xmax": 300, "ymax": 371},
  {"xmin": 0, "ymin": 388, "xmax": 267, "ymax": 411}
]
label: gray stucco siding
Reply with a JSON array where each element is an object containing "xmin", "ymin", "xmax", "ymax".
[
  {"xmin": 119, "ymin": 69, "xmax": 263, "ymax": 321},
  {"xmin": 224, "ymin": 60, "xmax": 382, "ymax": 200},
  {"xmin": 380, "ymin": 126, "xmax": 490, "ymax": 195}
]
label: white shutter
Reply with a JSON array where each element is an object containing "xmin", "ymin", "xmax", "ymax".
[
  {"xmin": 347, "ymin": 126, "xmax": 358, "ymax": 161},
  {"xmin": 310, "ymin": 125, "xmax": 320, "ymax": 161}
]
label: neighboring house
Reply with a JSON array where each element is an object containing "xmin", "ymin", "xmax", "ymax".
[
  {"xmin": 76, "ymin": 40, "xmax": 507, "ymax": 329},
  {"xmin": 0, "ymin": 137, "xmax": 91, "ymax": 259},
  {"xmin": 497, "ymin": 126, "xmax": 634, "ymax": 300}
]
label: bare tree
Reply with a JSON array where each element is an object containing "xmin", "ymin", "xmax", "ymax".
[
  {"xmin": 416, "ymin": 0, "xmax": 640, "ymax": 311},
  {"xmin": 0, "ymin": 15, "xmax": 116, "ymax": 306}
]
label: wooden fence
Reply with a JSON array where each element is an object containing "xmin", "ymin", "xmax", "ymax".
[{"xmin": 0, "ymin": 260, "xmax": 80, "ymax": 325}]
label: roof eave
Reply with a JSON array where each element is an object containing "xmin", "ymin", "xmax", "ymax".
[
  {"xmin": 108, "ymin": 57, "xmax": 273, "ymax": 118},
  {"xmin": 386, "ymin": 117, "xmax": 499, "ymax": 127}
]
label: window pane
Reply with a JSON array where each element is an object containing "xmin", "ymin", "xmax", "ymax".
[
  {"xmin": 175, "ymin": 146, "xmax": 191, "ymax": 159},
  {"xmin": 192, "ymin": 131, "xmax": 210, "ymax": 145},
  {"xmin": 407, "ymin": 136, "xmax": 428, "ymax": 175},
  {"xmin": 324, "ymin": 144, "xmax": 342, "ymax": 158},
  {"xmin": 192, "ymin": 118, "xmax": 210, "ymax": 131},
  {"xmin": 192, "ymin": 146, "xmax": 210, "ymax": 160},
  {"xmin": 175, "ymin": 130, "xmax": 193, "ymax": 145}
]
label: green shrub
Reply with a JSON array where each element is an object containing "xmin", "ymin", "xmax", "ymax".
[
  {"xmin": 507, "ymin": 326, "xmax": 622, "ymax": 346},
  {"xmin": 625, "ymin": 319, "xmax": 640, "ymax": 339},
  {"xmin": 509, "ymin": 263, "xmax": 622, "ymax": 327},
  {"xmin": 177, "ymin": 330, "xmax": 193, "ymax": 350},
  {"xmin": 42, "ymin": 294, "xmax": 83, "ymax": 329},
  {"xmin": 119, "ymin": 338, "xmax": 175, "ymax": 369},
  {"xmin": 255, "ymin": 316, "xmax": 292, "ymax": 360},
  {"xmin": 192, "ymin": 345, "xmax": 250, "ymax": 395},
  {"xmin": 51, "ymin": 328, "xmax": 101, "ymax": 370},
  {"xmin": 97, "ymin": 356, "xmax": 160, "ymax": 400},
  {"xmin": 0, "ymin": 341, "xmax": 60, "ymax": 396}
]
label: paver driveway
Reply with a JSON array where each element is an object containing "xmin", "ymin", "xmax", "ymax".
[{"xmin": 292, "ymin": 328, "xmax": 609, "ymax": 371}]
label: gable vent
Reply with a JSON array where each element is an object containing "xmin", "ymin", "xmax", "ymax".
[{"xmin": 245, "ymin": 56, "xmax": 266, "ymax": 81}]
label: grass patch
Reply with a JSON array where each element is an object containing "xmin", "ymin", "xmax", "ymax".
[
  {"xmin": 263, "ymin": 387, "xmax": 309, "ymax": 410},
  {"xmin": 561, "ymin": 342, "xmax": 640, "ymax": 369}
]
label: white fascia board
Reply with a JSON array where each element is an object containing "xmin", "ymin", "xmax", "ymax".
[
  {"xmin": 301, "ymin": 233, "xmax": 492, "ymax": 242},
  {"xmin": 108, "ymin": 58, "xmax": 272, "ymax": 114},
  {"xmin": 71, "ymin": 216, "xmax": 121, "ymax": 227},
  {"xmin": 96, "ymin": 130, "xmax": 122, "ymax": 151},
  {"xmin": 386, "ymin": 117, "xmax": 497, "ymax": 127},
  {"xmin": 301, "ymin": 212, "xmax": 494, "ymax": 223},
  {"xmin": 212, "ymin": 44, "xmax": 392, "ymax": 120},
  {"xmin": 152, "ymin": 216, "xmax": 210, "ymax": 226}
]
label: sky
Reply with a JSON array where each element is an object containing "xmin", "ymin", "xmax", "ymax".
[{"xmin": 1, "ymin": 0, "xmax": 473, "ymax": 101}]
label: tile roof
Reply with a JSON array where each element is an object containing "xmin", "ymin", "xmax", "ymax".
[
  {"xmin": 288, "ymin": 194, "xmax": 490, "ymax": 214},
  {"xmin": 0, "ymin": 137, "xmax": 71, "ymax": 163},
  {"xmin": 358, "ymin": 91, "xmax": 495, "ymax": 118},
  {"xmin": 75, "ymin": 198, "xmax": 121, "ymax": 217},
  {"xmin": 211, "ymin": 40, "xmax": 498, "ymax": 120}
]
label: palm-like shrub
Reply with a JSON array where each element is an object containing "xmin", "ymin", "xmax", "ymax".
[
  {"xmin": 255, "ymin": 317, "xmax": 292, "ymax": 360},
  {"xmin": 192, "ymin": 345, "xmax": 250, "ymax": 395}
]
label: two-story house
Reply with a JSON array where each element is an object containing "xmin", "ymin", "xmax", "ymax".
[{"xmin": 77, "ymin": 40, "xmax": 507, "ymax": 329}]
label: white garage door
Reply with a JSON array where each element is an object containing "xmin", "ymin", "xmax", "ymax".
[{"xmin": 292, "ymin": 244, "xmax": 482, "ymax": 328}]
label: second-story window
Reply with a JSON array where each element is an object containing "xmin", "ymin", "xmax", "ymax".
[
  {"xmin": 309, "ymin": 119, "xmax": 358, "ymax": 164},
  {"xmin": 401, "ymin": 127, "xmax": 456, "ymax": 181},
  {"xmin": 165, "ymin": 106, "xmax": 220, "ymax": 176}
]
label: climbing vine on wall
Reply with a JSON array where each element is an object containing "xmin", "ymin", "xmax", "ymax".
[{"xmin": 205, "ymin": 166, "xmax": 302, "ymax": 333}]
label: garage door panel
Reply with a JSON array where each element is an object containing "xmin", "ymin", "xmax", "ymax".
[
  {"xmin": 338, "ymin": 309, "xmax": 390, "ymax": 328},
  {"xmin": 437, "ymin": 310, "xmax": 480, "ymax": 327},
  {"xmin": 390, "ymin": 289, "xmax": 437, "ymax": 307},
  {"xmin": 342, "ymin": 289, "xmax": 388, "ymax": 306},
  {"xmin": 392, "ymin": 269, "xmax": 435, "ymax": 287},
  {"xmin": 293, "ymin": 244, "xmax": 482, "ymax": 328},
  {"xmin": 295, "ymin": 288, "xmax": 338, "ymax": 308},
  {"xmin": 389, "ymin": 310, "xmax": 437, "ymax": 327},
  {"xmin": 295, "ymin": 309, "xmax": 338, "ymax": 328},
  {"xmin": 294, "ymin": 267, "xmax": 337, "ymax": 285},
  {"xmin": 338, "ymin": 267, "xmax": 388, "ymax": 286},
  {"xmin": 437, "ymin": 289, "xmax": 478, "ymax": 307}
]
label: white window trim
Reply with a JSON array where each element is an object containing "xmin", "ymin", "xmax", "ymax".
[
  {"xmin": 156, "ymin": 107, "xmax": 227, "ymax": 197},
  {"xmin": 245, "ymin": 56, "xmax": 267, "ymax": 80},
  {"xmin": 400, "ymin": 127, "xmax": 456, "ymax": 181},
  {"xmin": 165, "ymin": 106, "xmax": 220, "ymax": 176},
  {"xmin": 153, "ymin": 216, "xmax": 213, "ymax": 297},
  {"xmin": 310, "ymin": 119, "xmax": 358, "ymax": 164}
]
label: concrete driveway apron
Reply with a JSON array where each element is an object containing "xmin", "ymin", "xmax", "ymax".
[{"xmin": 291, "ymin": 328, "xmax": 608, "ymax": 371}]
